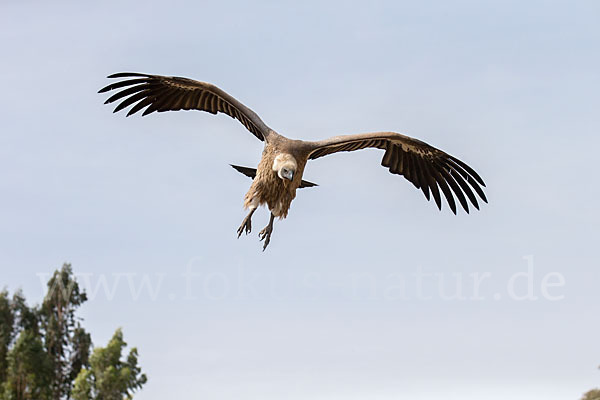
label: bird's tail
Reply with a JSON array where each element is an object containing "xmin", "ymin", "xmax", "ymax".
[{"xmin": 229, "ymin": 164, "xmax": 318, "ymax": 188}]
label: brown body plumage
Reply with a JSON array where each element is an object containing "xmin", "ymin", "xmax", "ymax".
[
  {"xmin": 100, "ymin": 72, "xmax": 488, "ymax": 250},
  {"xmin": 244, "ymin": 140, "xmax": 309, "ymax": 218}
]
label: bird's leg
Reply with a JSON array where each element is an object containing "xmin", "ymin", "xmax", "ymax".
[
  {"xmin": 259, "ymin": 213, "xmax": 275, "ymax": 251},
  {"xmin": 237, "ymin": 207, "xmax": 257, "ymax": 238}
]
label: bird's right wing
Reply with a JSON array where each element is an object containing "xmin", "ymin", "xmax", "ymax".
[{"xmin": 99, "ymin": 72, "xmax": 273, "ymax": 141}]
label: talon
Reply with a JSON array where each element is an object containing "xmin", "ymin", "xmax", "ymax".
[
  {"xmin": 237, "ymin": 208, "xmax": 256, "ymax": 238},
  {"xmin": 237, "ymin": 221, "xmax": 250, "ymax": 238},
  {"xmin": 259, "ymin": 229, "xmax": 271, "ymax": 250},
  {"xmin": 258, "ymin": 213, "xmax": 275, "ymax": 251}
]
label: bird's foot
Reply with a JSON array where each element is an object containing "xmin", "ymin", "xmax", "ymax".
[
  {"xmin": 237, "ymin": 216, "xmax": 252, "ymax": 238},
  {"xmin": 258, "ymin": 224, "xmax": 273, "ymax": 251}
]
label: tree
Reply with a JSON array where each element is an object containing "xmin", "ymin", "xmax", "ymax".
[
  {"xmin": 0, "ymin": 263, "xmax": 146, "ymax": 399},
  {"xmin": 72, "ymin": 329, "xmax": 147, "ymax": 400},
  {"xmin": 0, "ymin": 291, "xmax": 15, "ymax": 386},
  {"xmin": 10, "ymin": 291, "xmax": 38, "ymax": 335},
  {"xmin": 2, "ymin": 330, "xmax": 52, "ymax": 400},
  {"xmin": 0, "ymin": 290, "xmax": 48, "ymax": 400},
  {"xmin": 40, "ymin": 263, "xmax": 91, "ymax": 400}
]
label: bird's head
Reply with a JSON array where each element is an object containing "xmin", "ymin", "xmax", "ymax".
[{"xmin": 273, "ymin": 153, "xmax": 297, "ymax": 182}]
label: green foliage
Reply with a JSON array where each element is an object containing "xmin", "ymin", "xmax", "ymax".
[
  {"xmin": 2, "ymin": 329, "xmax": 52, "ymax": 400},
  {"xmin": 0, "ymin": 291, "xmax": 15, "ymax": 387},
  {"xmin": 41, "ymin": 263, "xmax": 90, "ymax": 399},
  {"xmin": 72, "ymin": 329, "xmax": 147, "ymax": 400},
  {"xmin": 69, "ymin": 327, "xmax": 92, "ymax": 385},
  {"xmin": 0, "ymin": 263, "xmax": 146, "ymax": 400},
  {"xmin": 10, "ymin": 291, "xmax": 39, "ymax": 334},
  {"xmin": 0, "ymin": 289, "xmax": 42, "ymax": 396}
]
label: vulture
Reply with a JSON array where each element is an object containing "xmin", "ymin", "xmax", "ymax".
[{"xmin": 99, "ymin": 73, "xmax": 487, "ymax": 250}]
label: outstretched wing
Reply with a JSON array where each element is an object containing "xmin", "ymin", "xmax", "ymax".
[
  {"xmin": 99, "ymin": 72, "xmax": 272, "ymax": 141},
  {"xmin": 307, "ymin": 132, "xmax": 487, "ymax": 214}
]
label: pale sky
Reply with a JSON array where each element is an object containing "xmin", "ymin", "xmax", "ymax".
[{"xmin": 1, "ymin": 0, "xmax": 599, "ymax": 399}]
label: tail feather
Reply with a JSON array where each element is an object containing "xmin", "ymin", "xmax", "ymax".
[
  {"xmin": 230, "ymin": 164, "xmax": 257, "ymax": 179},
  {"xmin": 230, "ymin": 164, "xmax": 318, "ymax": 188}
]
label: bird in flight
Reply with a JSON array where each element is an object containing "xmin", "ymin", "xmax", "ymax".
[{"xmin": 99, "ymin": 73, "xmax": 487, "ymax": 250}]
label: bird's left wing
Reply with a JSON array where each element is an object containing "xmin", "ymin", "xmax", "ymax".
[
  {"xmin": 99, "ymin": 72, "xmax": 272, "ymax": 141},
  {"xmin": 307, "ymin": 132, "xmax": 487, "ymax": 214}
]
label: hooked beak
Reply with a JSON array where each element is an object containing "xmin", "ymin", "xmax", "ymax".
[{"xmin": 282, "ymin": 170, "xmax": 294, "ymax": 181}]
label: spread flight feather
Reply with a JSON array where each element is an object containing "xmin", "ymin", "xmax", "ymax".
[{"xmin": 100, "ymin": 72, "xmax": 487, "ymax": 250}]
